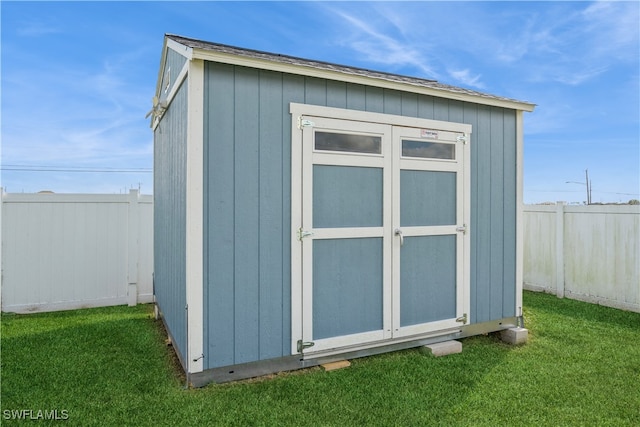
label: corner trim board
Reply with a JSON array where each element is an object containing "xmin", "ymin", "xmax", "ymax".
[{"xmin": 185, "ymin": 59, "xmax": 205, "ymax": 374}]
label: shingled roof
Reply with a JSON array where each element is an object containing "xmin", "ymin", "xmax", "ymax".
[{"xmin": 165, "ymin": 34, "xmax": 535, "ymax": 112}]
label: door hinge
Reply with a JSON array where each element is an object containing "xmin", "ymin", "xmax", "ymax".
[
  {"xmin": 457, "ymin": 134, "xmax": 468, "ymax": 144},
  {"xmin": 456, "ymin": 224, "xmax": 468, "ymax": 234},
  {"xmin": 297, "ymin": 116, "xmax": 315, "ymax": 129},
  {"xmin": 456, "ymin": 313, "xmax": 468, "ymax": 324},
  {"xmin": 297, "ymin": 227, "xmax": 314, "ymax": 241},
  {"xmin": 297, "ymin": 340, "xmax": 315, "ymax": 353}
]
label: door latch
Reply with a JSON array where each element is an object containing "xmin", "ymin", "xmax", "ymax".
[
  {"xmin": 297, "ymin": 340, "xmax": 315, "ymax": 353},
  {"xmin": 456, "ymin": 224, "xmax": 468, "ymax": 234},
  {"xmin": 456, "ymin": 313, "xmax": 468, "ymax": 324},
  {"xmin": 395, "ymin": 228, "xmax": 404, "ymax": 246}
]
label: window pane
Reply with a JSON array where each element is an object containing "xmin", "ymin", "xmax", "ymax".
[
  {"xmin": 315, "ymin": 132, "xmax": 381, "ymax": 154},
  {"xmin": 402, "ymin": 140, "xmax": 455, "ymax": 159}
]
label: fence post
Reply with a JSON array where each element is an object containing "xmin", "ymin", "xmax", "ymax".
[
  {"xmin": 127, "ymin": 189, "xmax": 140, "ymax": 306},
  {"xmin": 555, "ymin": 201, "xmax": 566, "ymax": 298}
]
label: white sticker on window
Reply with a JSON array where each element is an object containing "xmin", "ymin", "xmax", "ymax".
[{"xmin": 420, "ymin": 129, "xmax": 439, "ymax": 139}]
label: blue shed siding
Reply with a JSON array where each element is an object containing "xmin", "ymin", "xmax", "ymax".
[
  {"xmin": 154, "ymin": 79, "xmax": 188, "ymax": 366},
  {"xmin": 202, "ymin": 63, "xmax": 517, "ymax": 369},
  {"xmin": 159, "ymin": 48, "xmax": 187, "ymax": 103}
]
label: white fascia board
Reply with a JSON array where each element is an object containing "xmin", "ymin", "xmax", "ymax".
[
  {"xmin": 185, "ymin": 59, "xmax": 205, "ymax": 374},
  {"xmin": 150, "ymin": 38, "xmax": 194, "ymax": 128},
  {"xmin": 194, "ymin": 48, "xmax": 535, "ymax": 112},
  {"xmin": 167, "ymin": 38, "xmax": 194, "ymax": 61},
  {"xmin": 151, "ymin": 60, "xmax": 189, "ymax": 132},
  {"xmin": 153, "ymin": 37, "xmax": 193, "ymax": 102}
]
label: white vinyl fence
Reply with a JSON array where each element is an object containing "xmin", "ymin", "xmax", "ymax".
[
  {"xmin": 3, "ymin": 193, "xmax": 637, "ymax": 314},
  {"xmin": 524, "ymin": 203, "xmax": 640, "ymax": 312},
  {"xmin": 1, "ymin": 190, "xmax": 153, "ymax": 313}
]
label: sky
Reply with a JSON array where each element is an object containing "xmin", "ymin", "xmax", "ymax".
[{"xmin": 1, "ymin": 1, "xmax": 639, "ymax": 204}]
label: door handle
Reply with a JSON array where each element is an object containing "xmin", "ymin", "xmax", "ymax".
[{"xmin": 395, "ymin": 228, "xmax": 404, "ymax": 246}]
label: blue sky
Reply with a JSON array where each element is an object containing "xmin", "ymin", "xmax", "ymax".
[{"xmin": 2, "ymin": 1, "xmax": 639, "ymax": 203}]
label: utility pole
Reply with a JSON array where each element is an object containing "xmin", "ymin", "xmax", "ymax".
[
  {"xmin": 566, "ymin": 169, "xmax": 592, "ymax": 205},
  {"xmin": 585, "ymin": 169, "xmax": 591, "ymax": 205}
]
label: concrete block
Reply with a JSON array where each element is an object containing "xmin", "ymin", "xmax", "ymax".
[
  {"xmin": 421, "ymin": 340, "xmax": 462, "ymax": 357},
  {"xmin": 500, "ymin": 327, "xmax": 528, "ymax": 345}
]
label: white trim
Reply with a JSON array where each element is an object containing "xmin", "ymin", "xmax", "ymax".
[
  {"xmin": 290, "ymin": 107, "xmax": 304, "ymax": 355},
  {"xmin": 462, "ymin": 130, "xmax": 471, "ymax": 324},
  {"xmin": 312, "ymin": 153, "xmax": 384, "ymax": 168},
  {"xmin": 300, "ymin": 122, "xmax": 314, "ymax": 351},
  {"xmin": 515, "ymin": 111, "xmax": 524, "ymax": 319},
  {"xmin": 291, "ymin": 103, "xmax": 471, "ymax": 355},
  {"xmin": 291, "ymin": 103, "xmax": 473, "ymax": 134},
  {"xmin": 185, "ymin": 59, "xmax": 205, "ymax": 374},
  {"xmin": 312, "ymin": 227, "xmax": 384, "ymax": 240},
  {"xmin": 152, "ymin": 59, "xmax": 189, "ymax": 131},
  {"xmin": 398, "ymin": 158, "xmax": 459, "ymax": 173},
  {"xmin": 167, "ymin": 38, "xmax": 194, "ymax": 60},
  {"xmin": 193, "ymin": 49, "xmax": 535, "ymax": 112}
]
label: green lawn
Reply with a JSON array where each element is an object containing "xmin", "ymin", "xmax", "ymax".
[{"xmin": 1, "ymin": 291, "xmax": 639, "ymax": 426}]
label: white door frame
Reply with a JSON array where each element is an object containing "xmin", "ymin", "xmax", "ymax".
[{"xmin": 290, "ymin": 103, "xmax": 471, "ymax": 357}]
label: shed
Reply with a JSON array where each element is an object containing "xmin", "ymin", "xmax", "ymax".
[{"xmin": 151, "ymin": 34, "xmax": 536, "ymax": 387}]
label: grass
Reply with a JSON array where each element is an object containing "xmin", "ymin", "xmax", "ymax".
[{"xmin": 1, "ymin": 291, "xmax": 639, "ymax": 426}]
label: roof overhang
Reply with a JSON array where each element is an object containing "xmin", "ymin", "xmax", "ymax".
[{"xmin": 162, "ymin": 34, "xmax": 536, "ymax": 113}]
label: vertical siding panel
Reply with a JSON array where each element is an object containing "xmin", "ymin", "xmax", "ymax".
[
  {"xmin": 234, "ymin": 67, "xmax": 261, "ymax": 364},
  {"xmin": 401, "ymin": 92, "xmax": 418, "ymax": 117},
  {"xmin": 417, "ymin": 95, "xmax": 435, "ymax": 120},
  {"xmin": 474, "ymin": 105, "xmax": 492, "ymax": 322},
  {"xmin": 383, "ymin": 89, "xmax": 402, "ymax": 115},
  {"xmin": 346, "ymin": 83, "xmax": 366, "ymax": 111},
  {"xmin": 365, "ymin": 86, "xmax": 384, "ymax": 113},
  {"xmin": 502, "ymin": 111, "xmax": 517, "ymax": 317},
  {"xmin": 154, "ymin": 78, "xmax": 188, "ymax": 366},
  {"xmin": 433, "ymin": 97, "xmax": 449, "ymax": 121},
  {"xmin": 326, "ymin": 80, "xmax": 347, "ymax": 109},
  {"xmin": 448, "ymin": 100, "xmax": 464, "ymax": 124},
  {"xmin": 205, "ymin": 63, "xmax": 236, "ymax": 367},
  {"xmin": 304, "ymin": 76, "xmax": 327, "ymax": 106},
  {"xmin": 258, "ymin": 70, "xmax": 285, "ymax": 359},
  {"xmin": 489, "ymin": 107, "xmax": 505, "ymax": 320}
]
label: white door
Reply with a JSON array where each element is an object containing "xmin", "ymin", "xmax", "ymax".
[
  {"xmin": 291, "ymin": 105, "xmax": 470, "ymax": 357},
  {"xmin": 391, "ymin": 126, "xmax": 469, "ymax": 338}
]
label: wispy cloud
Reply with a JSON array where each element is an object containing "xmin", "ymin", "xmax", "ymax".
[
  {"xmin": 447, "ymin": 69, "xmax": 485, "ymax": 89},
  {"xmin": 16, "ymin": 23, "xmax": 62, "ymax": 37},
  {"xmin": 495, "ymin": 2, "xmax": 639, "ymax": 86},
  {"xmin": 323, "ymin": 6, "xmax": 441, "ymax": 80}
]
